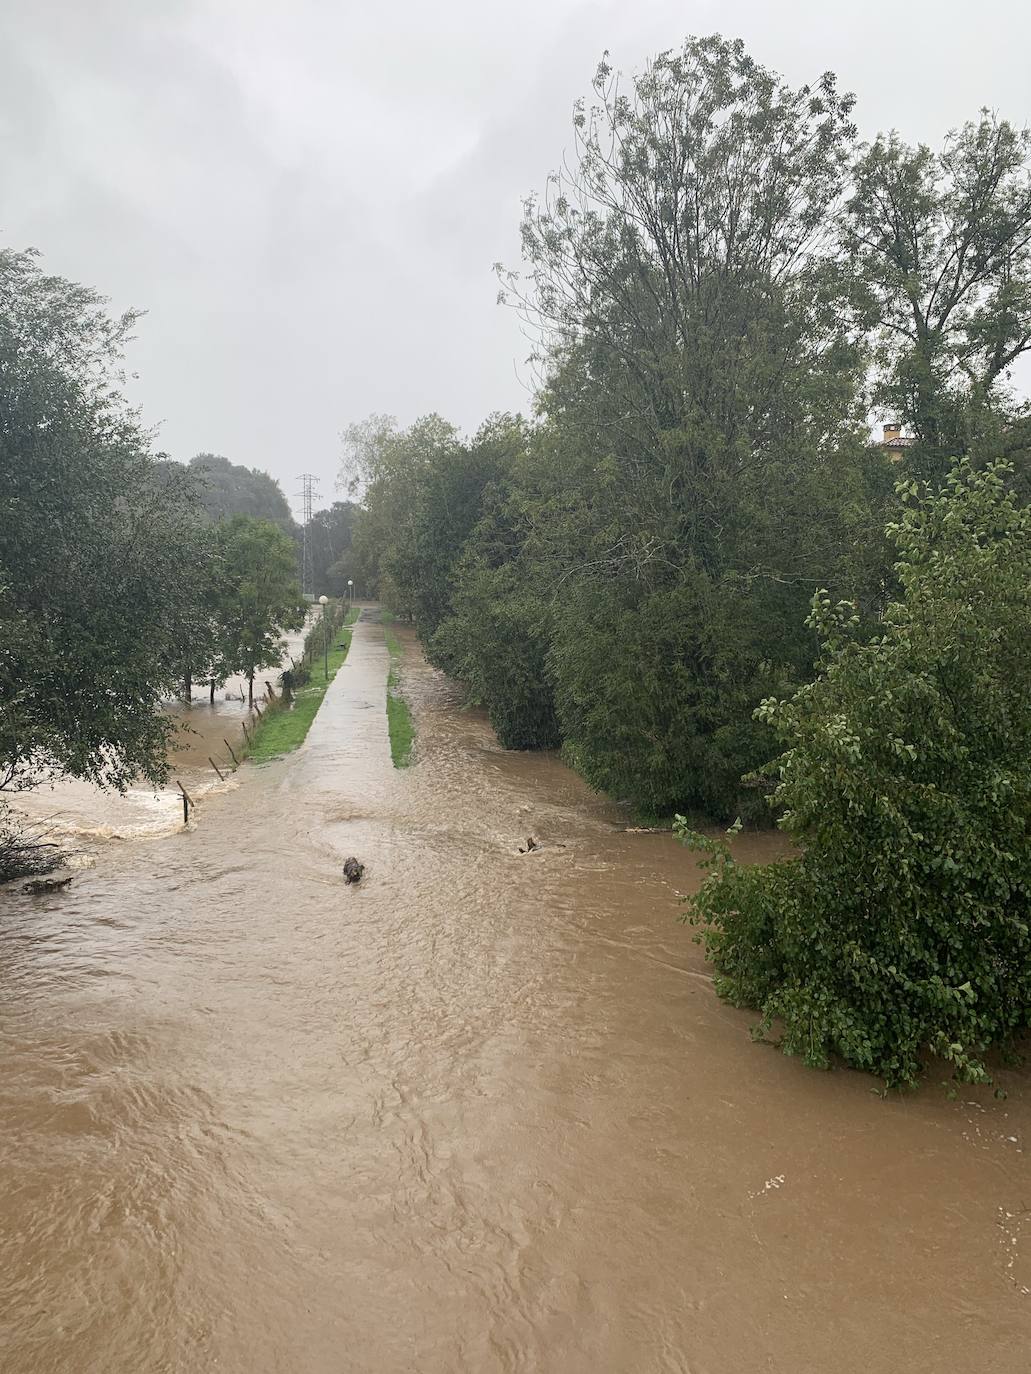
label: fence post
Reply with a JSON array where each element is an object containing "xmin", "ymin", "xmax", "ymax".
[{"xmin": 223, "ymin": 738, "xmax": 239, "ymax": 767}]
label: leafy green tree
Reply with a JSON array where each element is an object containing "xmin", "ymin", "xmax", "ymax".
[
  {"xmin": 341, "ymin": 413, "xmax": 462, "ymax": 618},
  {"xmin": 0, "ymin": 247, "xmax": 213, "ymax": 790},
  {"xmin": 846, "ymin": 116, "xmax": 1031, "ymax": 476},
  {"xmin": 145, "ymin": 460, "xmax": 226, "ymax": 702},
  {"xmin": 429, "ymin": 460, "xmax": 562, "ymax": 749},
  {"xmin": 682, "ymin": 459, "xmax": 1031, "ymax": 1087},
  {"xmin": 174, "ymin": 522, "xmax": 224, "ymax": 703},
  {"xmin": 214, "ymin": 515, "xmax": 306, "ymax": 704},
  {"xmin": 494, "ymin": 36, "xmax": 875, "ymax": 814}
]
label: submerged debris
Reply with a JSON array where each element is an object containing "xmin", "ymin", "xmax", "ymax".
[
  {"xmin": 22, "ymin": 876, "xmax": 73, "ymax": 895},
  {"xmin": 342, "ymin": 857, "xmax": 365, "ymax": 884},
  {"xmin": 518, "ymin": 836, "xmax": 540, "ymax": 854}
]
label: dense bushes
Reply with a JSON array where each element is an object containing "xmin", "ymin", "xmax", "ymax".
[{"xmin": 681, "ymin": 461, "xmax": 1031, "ymax": 1087}]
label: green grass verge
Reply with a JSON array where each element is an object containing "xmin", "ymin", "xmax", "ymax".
[
  {"xmin": 383, "ymin": 626, "xmax": 414, "ymax": 767},
  {"xmin": 246, "ymin": 630, "xmax": 353, "ymax": 761}
]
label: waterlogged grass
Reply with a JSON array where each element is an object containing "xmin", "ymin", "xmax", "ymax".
[
  {"xmin": 247, "ymin": 631, "xmax": 353, "ymax": 761},
  {"xmin": 383, "ymin": 624, "xmax": 414, "ymax": 768},
  {"xmin": 387, "ymin": 668, "xmax": 415, "ymax": 767}
]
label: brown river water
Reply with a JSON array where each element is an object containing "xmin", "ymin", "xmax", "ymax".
[{"xmin": 2, "ymin": 614, "xmax": 1030, "ymax": 1372}]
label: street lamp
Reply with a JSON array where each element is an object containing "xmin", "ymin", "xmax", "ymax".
[
  {"xmin": 347, "ymin": 579, "xmax": 353, "ymax": 610},
  {"xmin": 318, "ymin": 594, "xmax": 329, "ymax": 681}
]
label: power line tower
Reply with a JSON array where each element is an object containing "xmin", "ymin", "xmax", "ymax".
[{"xmin": 297, "ymin": 473, "xmax": 320, "ymax": 601}]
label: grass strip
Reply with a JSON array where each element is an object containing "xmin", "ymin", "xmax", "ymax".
[
  {"xmin": 247, "ymin": 629, "xmax": 353, "ymax": 761},
  {"xmin": 383, "ymin": 625, "xmax": 414, "ymax": 768}
]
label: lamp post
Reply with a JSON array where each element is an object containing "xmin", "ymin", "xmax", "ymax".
[
  {"xmin": 347, "ymin": 579, "xmax": 353, "ymax": 611},
  {"xmin": 318, "ymin": 594, "xmax": 329, "ymax": 681}
]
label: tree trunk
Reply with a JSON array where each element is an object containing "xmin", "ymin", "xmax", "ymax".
[
  {"xmin": 209, "ymin": 679, "xmax": 216, "ymax": 704},
  {"xmin": 248, "ymin": 671, "xmax": 254, "ymax": 707},
  {"xmin": 183, "ymin": 667, "xmax": 192, "ymax": 702}
]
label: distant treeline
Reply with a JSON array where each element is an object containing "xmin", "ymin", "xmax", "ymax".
[
  {"xmin": 154, "ymin": 453, "xmax": 360, "ymax": 599},
  {"xmin": 347, "ymin": 35, "xmax": 1031, "ymax": 822}
]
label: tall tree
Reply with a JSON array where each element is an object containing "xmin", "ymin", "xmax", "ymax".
[
  {"xmin": 214, "ymin": 515, "xmax": 306, "ymax": 705},
  {"xmin": 0, "ymin": 248, "xmax": 212, "ymax": 791},
  {"xmin": 495, "ymin": 36, "xmax": 875, "ymax": 814},
  {"xmin": 342, "ymin": 413, "xmax": 462, "ymax": 618},
  {"xmin": 846, "ymin": 116, "xmax": 1031, "ymax": 475}
]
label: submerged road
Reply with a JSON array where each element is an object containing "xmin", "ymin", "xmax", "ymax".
[{"xmin": 1, "ymin": 615, "xmax": 1029, "ymax": 1372}]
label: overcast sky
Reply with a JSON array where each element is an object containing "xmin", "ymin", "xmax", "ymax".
[{"xmin": 2, "ymin": 0, "xmax": 1030, "ymax": 515}]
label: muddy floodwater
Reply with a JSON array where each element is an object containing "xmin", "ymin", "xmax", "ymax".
[{"xmin": 2, "ymin": 616, "xmax": 1030, "ymax": 1372}]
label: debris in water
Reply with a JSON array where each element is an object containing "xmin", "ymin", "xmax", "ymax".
[
  {"xmin": 343, "ymin": 857, "xmax": 364, "ymax": 884},
  {"xmin": 518, "ymin": 836, "xmax": 540, "ymax": 854},
  {"xmin": 748, "ymin": 1174, "xmax": 786, "ymax": 1200},
  {"xmin": 22, "ymin": 876, "xmax": 73, "ymax": 895}
]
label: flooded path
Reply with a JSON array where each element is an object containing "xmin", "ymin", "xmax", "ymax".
[
  {"xmin": 1, "ymin": 616, "xmax": 1029, "ymax": 1372},
  {"xmin": 8, "ymin": 621, "xmax": 311, "ymax": 844}
]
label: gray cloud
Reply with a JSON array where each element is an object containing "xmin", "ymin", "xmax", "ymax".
[{"xmin": 2, "ymin": 0, "xmax": 1029, "ymax": 512}]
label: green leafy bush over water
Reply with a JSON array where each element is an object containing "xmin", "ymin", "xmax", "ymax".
[{"xmin": 680, "ymin": 461, "xmax": 1031, "ymax": 1088}]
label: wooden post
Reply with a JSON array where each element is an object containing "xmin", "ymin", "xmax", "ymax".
[
  {"xmin": 223, "ymin": 738, "xmax": 239, "ymax": 767},
  {"xmin": 176, "ymin": 780, "xmax": 193, "ymax": 824},
  {"xmin": 241, "ymin": 721, "xmax": 251, "ymax": 745},
  {"xmin": 208, "ymin": 756, "xmax": 225, "ymax": 781}
]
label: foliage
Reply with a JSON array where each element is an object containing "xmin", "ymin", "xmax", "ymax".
[
  {"xmin": 509, "ymin": 38, "xmax": 878, "ymax": 814},
  {"xmin": 428, "ymin": 458, "xmax": 562, "ymax": 750},
  {"xmin": 212, "ymin": 515, "xmax": 306, "ymax": 702},
  {"xmin": 342, "ymin": 413, "xmax": 462, "ymax": 620},
  {"xmin": 681, "ymin": 460, "xmax": 1031, "ymax": 1087},
  {"xmin": 846, "ymin": 116, "xmax": 1031, "ymax": 478},
  {"xmin": 0, "ymin": 248, "xmax": 213, "ymax": 790}
]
